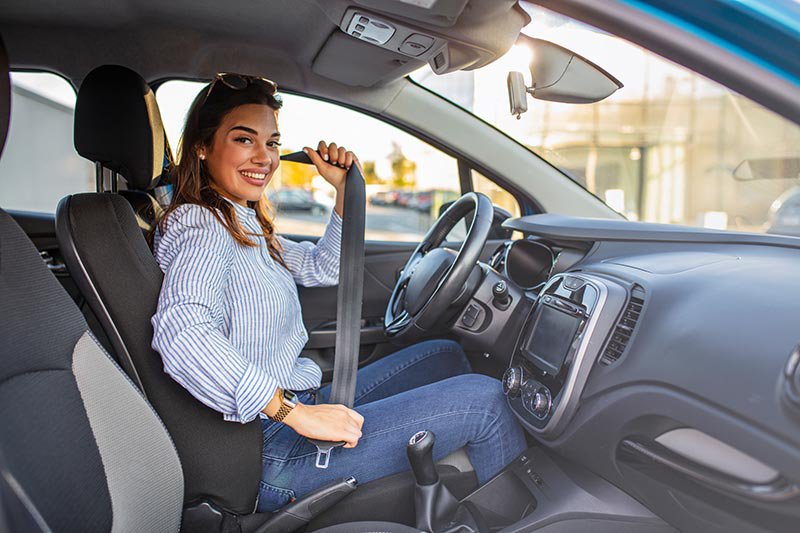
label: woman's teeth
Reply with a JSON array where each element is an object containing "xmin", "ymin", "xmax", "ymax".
[{"xmin": 240, "ymin": 171, "xmax": 267, "ymax": 181}]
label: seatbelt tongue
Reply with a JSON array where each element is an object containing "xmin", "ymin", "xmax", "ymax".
[{"xmin": 310, "ymin": 439, "xmax": 345, "ymax": 469}]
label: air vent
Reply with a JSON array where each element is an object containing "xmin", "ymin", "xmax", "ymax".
[{"xmin": 600, "ymin": 286, "xmax": 645, "ymax": 365}]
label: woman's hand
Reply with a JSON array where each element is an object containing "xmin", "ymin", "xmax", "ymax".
[
  {"xmin": 283, "ymin": 402, "xmax": 365, "ymax": 448},
  {"xmin": 303, "ymin": 141, "xmax": 362, "ymax": 193}
]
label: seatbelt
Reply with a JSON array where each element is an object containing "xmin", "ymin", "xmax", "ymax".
[{"xmin": 280, "ymin": 151, "xmax": 365, "ymax": 468}]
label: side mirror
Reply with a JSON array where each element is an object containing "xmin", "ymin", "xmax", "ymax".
[
  {"xmin": 438, "ymin": 201, "xmax": 513, "ymax": 240},
  {"xmin": 508, "ymin": 36, "xmax": 623, "ymax": 117}
]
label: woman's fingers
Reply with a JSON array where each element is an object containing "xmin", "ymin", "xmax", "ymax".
[
  {"xmin": 286, "ymin": 402, "xmax": 363, "ymax": 447},
  {"xmin": 317, "ymin": 140, "xmax": 329, "ymax": 161}
]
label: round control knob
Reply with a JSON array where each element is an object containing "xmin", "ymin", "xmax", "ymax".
[
  {"xmin": 531, "ymin": 388, "xmax": 552, "ymax": 419},
  {"xmin": 502, "ymin": 367, "xmax": 523, "ymax": 398}
]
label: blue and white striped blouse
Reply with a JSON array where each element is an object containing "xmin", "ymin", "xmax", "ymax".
[{"xmin": 151, "ymin": 199, "xmax": 342, "ymax": 423}]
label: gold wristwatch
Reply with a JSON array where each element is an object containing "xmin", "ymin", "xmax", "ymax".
[{"xmin": 269, "ymin": 389, "xmax": 298, "ymax": 423}]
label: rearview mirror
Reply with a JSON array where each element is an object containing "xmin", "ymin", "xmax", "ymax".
[{"xmin": 508, "ymin": 36, "xmax": 623, "ymax": 117}]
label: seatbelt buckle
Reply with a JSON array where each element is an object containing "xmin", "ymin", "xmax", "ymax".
[{"xmin": 308, "ymin": 439, "xmax": 345, "ymax": 469}]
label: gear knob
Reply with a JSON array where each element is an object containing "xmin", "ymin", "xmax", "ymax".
[{"xmin": 407, "ymin": 430, "xmax": 439, "ymax": 486}]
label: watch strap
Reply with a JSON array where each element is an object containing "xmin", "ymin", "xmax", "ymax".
[{"xmin": 270, "ymin": 402, "xmax": 294, "ymax": 423}]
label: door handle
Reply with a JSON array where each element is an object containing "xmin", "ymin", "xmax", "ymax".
[{"xmin": 619, "ymin": 437, "xmax": 800, "ymax": 503}]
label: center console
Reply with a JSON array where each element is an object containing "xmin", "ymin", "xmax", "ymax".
[{"xmin": 503, "ymin": 273, "xmax": 627, "ymax": 437}]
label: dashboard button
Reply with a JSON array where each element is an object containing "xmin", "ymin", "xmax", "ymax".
[{"xmin": 564, "ymin": 276, "xmax": 584, "ymax": 290}]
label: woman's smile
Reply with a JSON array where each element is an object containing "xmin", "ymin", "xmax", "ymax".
[{"xmin": 239, "ymin": 167, "xmax": 271, "ymax": 185}]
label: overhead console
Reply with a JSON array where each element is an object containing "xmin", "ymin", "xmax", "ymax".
[
  {"xmin": 311, "ymin": 0, "xmax": 529, "ymax": 85},
  {"xmin": 503, "ymin": 273, "xmax": 627, "ymax": 438}
]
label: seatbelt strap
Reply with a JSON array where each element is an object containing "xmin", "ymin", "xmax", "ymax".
[{"xmin": 280, "ymin": 151, "xmax": 365, "ymax": 468}]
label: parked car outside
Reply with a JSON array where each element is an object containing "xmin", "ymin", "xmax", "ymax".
[{"xmin": 268, "ymin": 188, "xmax": 329, "ymax": 216}]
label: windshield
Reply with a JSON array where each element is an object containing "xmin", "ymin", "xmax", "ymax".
[{"xmin": 411, "ymin": 5, "xmax": 800, "ymax": 237}]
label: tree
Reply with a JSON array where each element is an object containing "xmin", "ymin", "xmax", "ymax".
[
  {"xmin": 277, "ymin": 148, "xmax": 316, "ymax": 188},
  {"xmin": 388, "ymin": 142, "xmax": 417, "ymax": 188},
  {"xmin": 362, "ymin": 160, "xmax": 382, "ymax": 185}
]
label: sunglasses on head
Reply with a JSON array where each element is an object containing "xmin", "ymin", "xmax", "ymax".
[{"xmin": 200, "ymin": 72, "xmax": 279, "ymax": 107}]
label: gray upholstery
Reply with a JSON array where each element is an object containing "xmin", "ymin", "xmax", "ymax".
[{"xmin": 73, "ymin": 331, "xmax": 183, "ymax": 532}]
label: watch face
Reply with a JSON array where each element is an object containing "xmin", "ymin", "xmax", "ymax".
[{"xmin": 283, "ymin": 389, "xmax": 298, "ymax": 406}]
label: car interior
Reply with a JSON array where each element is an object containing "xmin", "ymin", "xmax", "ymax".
[{"xmin": 1, "ymin": 1, "xmax": 800, "ymax": 532}]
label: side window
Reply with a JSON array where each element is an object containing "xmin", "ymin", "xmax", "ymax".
[
  {"xmin": 157, "ymin": 81, "xmax": 519, "ymax": 241},
  {"xmin": 0, "ymin": 72, "xmax": 92, "ymax": 212},
  {"xmin": 472, "ymin": 170, "xmax": 521, "ymax": 217}
]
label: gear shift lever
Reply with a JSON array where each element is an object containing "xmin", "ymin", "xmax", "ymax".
[
  {"xmin": 407, "ymin": 430, "xmax": 439, "ymax": 486},
  {"xmin": 407, "ymin": 430, "xmax": 459, "ymax": 532}
]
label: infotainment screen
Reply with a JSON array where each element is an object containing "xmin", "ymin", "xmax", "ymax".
[{"xmin": 523, "ymin": 302, "xmax": 582, "ymax": 375}]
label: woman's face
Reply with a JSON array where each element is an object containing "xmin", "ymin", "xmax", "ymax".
[{"xmin": 203, "ymin": 103, "xmax": 281, "ymax": 206}]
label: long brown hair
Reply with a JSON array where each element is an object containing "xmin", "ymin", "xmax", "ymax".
[{"xmin": 155, "ymin": 79, "xmax": 286, "ymax": 265}]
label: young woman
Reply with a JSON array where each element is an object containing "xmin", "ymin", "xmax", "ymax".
[{"xmin": 151, "ymin": 74, "xmax": 527, "ymax": 513}]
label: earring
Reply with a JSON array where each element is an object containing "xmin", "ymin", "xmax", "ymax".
[{"xmin": 199, "ymin": 154, "xmax": 206, "ymax": 160}]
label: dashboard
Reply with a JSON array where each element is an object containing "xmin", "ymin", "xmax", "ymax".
[{"xmin": 453, "ymin": 213, "xmax": 800, "ymax": 531}]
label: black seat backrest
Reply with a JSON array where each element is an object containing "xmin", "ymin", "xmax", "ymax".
[
  {"xmin": 56, "ymin": 65, "xmax": 263, "ymax": 514},
  {"xmin": 0, "ymin": 39, "xmax": 184, "ymax": 531}
]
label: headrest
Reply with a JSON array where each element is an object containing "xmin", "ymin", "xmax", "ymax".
[
  {"xmin": 75, "ymin": 65, "xmax": 171, "ymax": 191},
  {"xmin": 0, "ymin": 35, "xmax": 10, "ymax": 159}
]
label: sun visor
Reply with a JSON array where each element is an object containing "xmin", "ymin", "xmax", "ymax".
[{"xmin": 312, "ymin": 32, "xmax": 425, "ymax": 87}]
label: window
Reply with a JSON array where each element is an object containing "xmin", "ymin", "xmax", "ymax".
[
  {"xmin": 412, "ymin": 5, "xmax": 800, "ymax": 237},
  {"xmin": 157, "ymin": 81, "xmax": 518, "ymax": 241},
  {"xmin": 472, "ymin": 170, "xmax": 520, "ymax": 218},
  {"xmin": 0, "ymin": 72, "xmax": 92, "ymax": 213}
]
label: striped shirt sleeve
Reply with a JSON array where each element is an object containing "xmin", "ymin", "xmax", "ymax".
[
  {"xmin": 278, "ymin": 210, "xmax": 342, "ymax": 287},
  {"xmin": 151, "ymin": 205, "xmax": 277, "ymax": 423}
]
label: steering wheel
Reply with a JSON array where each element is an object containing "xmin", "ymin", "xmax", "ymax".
[{"xmin": 384, "ymin": 192, "xmax": 494, "ymax": 344}]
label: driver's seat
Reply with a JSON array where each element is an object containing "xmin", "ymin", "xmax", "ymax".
[{"xmin": 56, "ymin": 64, "xmax": 266, "ymax": 516}]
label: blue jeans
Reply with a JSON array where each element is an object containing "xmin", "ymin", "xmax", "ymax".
[{"xmin": 257, "ymin": 339, "xmax": 527, "ymax": 513}]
